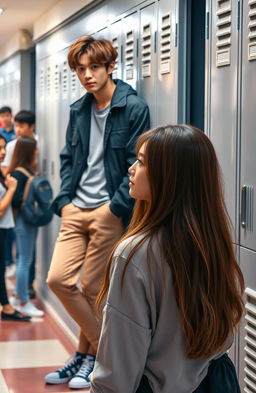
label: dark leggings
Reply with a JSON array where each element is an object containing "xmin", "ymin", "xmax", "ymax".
[
  {"xmin": 0, "ymin": 229, "xmax": 9, "ymax": 305},
  {"xmin": 136, "ymin": 354, "xmax": 241, "ymax": 393}
]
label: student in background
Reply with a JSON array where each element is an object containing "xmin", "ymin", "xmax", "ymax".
[
  {"xmin": 8, "ymin": 137, "xmax": 44, "ymax": 318},
  {"xmin": 0, "ymin": 106, "xmax": 15, "ymax": 143},
  {"xmin": 0, "ymin": 106, "xmax": 16, "ymax": 278},
  {"xmin": 91, "ymin": 125, "xmax": 244, "ymax": 393},
  {"xmin": 1, "ymin": 110, "xmax": 36, "ymax": 175},
  {"xmin": 1, "ymin": 110, "xmax": 38, "ymax": 297},
  {"xmin": 0, "ymin": 134, "xmax": 30, "ymax": 322}
]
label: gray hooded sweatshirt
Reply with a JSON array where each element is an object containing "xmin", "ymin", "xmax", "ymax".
[{"xmin": 90, "ymin": 235, "xmax": 232, "ymax": 393}]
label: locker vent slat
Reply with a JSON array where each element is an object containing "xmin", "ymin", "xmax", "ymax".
[
  {"xmin": 71, "ymin": 71, "xmax": 77, "ymax": 98},
  {"xmin": 248, "ymin": 0, "xmax": 256, "ymax": 60},
  {"xmin": 46, "ymin": 66, "xmax": 51, "ymax": 95},
  {"xmin": 39, "ymin": 69, "xmax": 44, "ymax": 100},
  {"xmin": 62, "ymin": 61, "xmax": 68, "ymax": 98},
  {"xmin": 54, "ymin": 64, "xmax": 59, "ymax": 96},
  {"xmin": 112, "ymin": 36, "xmax": 119, "ymax": 79},
  {"xmin": 142, "ymin": 23, "xmax": 152, "ymax": 77},
  {"xmin": 216, "ymin": 0, "xmax": 232, "ymax": 67},
  {"xmin": 244, "ymin": 288, "xmax": 256, "ymax": 392},
  {"xmin": 125, "ymin": 30, "xmax": 135, "ymax": 80},
  {"xmin": 160, "ymin": 13, "xmax": 171, "ymax": 74}
]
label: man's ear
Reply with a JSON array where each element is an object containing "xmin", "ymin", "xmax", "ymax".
[{"xmin": 107, "ymin": 61, "xmax": 116, "ymax": 75}]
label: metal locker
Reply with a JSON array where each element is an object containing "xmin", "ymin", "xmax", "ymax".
[
  {"xmin": 139, "ymin": 2, "xmax": 157, "ymax": 126},
  {"xmin": 240, "ymin": 0, "xmax": 256, "ymax": 251},
  {"xmin": 238, "ymin": 247, "xmax": 256, "ymax": 392},
  {"xmin": 207, "ymin": 0, "xmax": 241, "ymax": 241},
  {"xmin": 122, "ymin": 11, "xmax": 139, "ymax": 90},
  {"xmin": 156, "ymin": 0, "xmax": 178, "ymax": 125}
]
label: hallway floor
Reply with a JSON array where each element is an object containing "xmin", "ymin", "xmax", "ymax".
[{"xmin": 0, "ymin": 278, "xmax": 89, "ymax": 393}]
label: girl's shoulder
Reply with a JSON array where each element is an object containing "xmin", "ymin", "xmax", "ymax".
[
  {"xmin": 12, "ymin": 168, "xmax": 33, "ymax": 179},
  {"xmin": 114, "ymin": 234, "xmax": 150, "ymax": 260}
]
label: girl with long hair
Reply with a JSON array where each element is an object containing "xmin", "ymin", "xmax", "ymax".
[
  {"xmin": 8, "ymin": 136, "xmax": 44, "ymax": 317},
  {"xmin": 0, "ymin": 134, "xmax": 30, "ymax": 321},
  {"xmin": 90, "ymin": 125, "xmax": 244, "ymax": 393}
]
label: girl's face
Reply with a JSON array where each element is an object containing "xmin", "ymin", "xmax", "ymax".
[
  {"xmin": 0, "ymin": 138, "xmax": 6, "ymax": 162},
  {"xmin": 128, "ymin": 143, "xmax": 151, "ymax": 201}
]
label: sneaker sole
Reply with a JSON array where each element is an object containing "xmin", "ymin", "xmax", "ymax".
[
  {"xmin": 68, "ymin": 380, "xmax": 91, "ymax": 389},
  {"xmin": 45, "ymin": 376, "xmax": 71, "ymax": 384}
]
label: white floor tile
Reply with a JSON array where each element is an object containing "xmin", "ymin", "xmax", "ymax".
[
  {"xmin": 0, "ymin": 370, "xmax": 9, "ymax": 393},
  {"xmin": 0, "ymin": 339, "xmax": 69, "ymax": 369}
]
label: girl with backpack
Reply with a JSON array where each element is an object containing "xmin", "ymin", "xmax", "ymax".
[
  {"xmin": 8, "ymin": 136, "xmax": 44, "ymax": 317},
  {"xmin": 0, "ymin": 134, "xmax": 30, "ymax": 321},
  {"xmin": 90, "ymin": 125, "xmax": 244, "ymax": 393}
]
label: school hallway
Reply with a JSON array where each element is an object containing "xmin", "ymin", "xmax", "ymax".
[{"xmin": 0, "ymin": 277, "xmax": 89, "ymax": 393}]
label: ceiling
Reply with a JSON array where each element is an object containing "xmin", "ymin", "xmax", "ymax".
[{"xmin": 0, "ymin": 0, "xmax": 61, "ymax": 47}]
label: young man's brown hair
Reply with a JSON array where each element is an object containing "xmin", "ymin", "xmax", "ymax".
[{"xmin": 68, "ymin": 36, "xmax": 118, "ymax": 71}]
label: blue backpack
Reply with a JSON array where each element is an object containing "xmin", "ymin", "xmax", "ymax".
[{"xmin": 16, "ymin": 167, "xmax": 53, "ymax": 227}]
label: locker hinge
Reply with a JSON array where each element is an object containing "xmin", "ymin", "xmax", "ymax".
[
  {"xmin": 175, "ymin": 23, "xmax": 178, "ymax": 47},
  {"xmin": 206, "ymin": 11, "xmax": 209, "ymax": 40},
  {"xmin": 154, "ymin": 31, "xmax": 157, "ymax": 53},
  {"xmin": 120, "ymin": 44, "xmax": 123, "ymax": 63},
  {"xmin": 237, "ymin": 1, "xmax": 241, "ymax": 30},
  {"xmin": 136, "ymin": 38, "xmax": 139, "ymax": 58},
  {"xmin": 241, "ymin": 185, "xmax": 254, "ymax": 231}
]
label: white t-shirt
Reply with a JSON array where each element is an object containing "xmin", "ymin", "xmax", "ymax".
[
  {"xmin": 0, "ymin": 182, "xmax": 14, "ymax": 228},
  {"xmin": 1, "ymin": 139, "xmax": 16, "ymax": 167},
  {"xmin": 1, "ymin": 134, "xmax": 38, "ymax": 168}
]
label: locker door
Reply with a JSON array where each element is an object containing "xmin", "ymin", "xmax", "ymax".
[
  {"xmin": 59, "ymin": 54, "xmax": 70, "ymax": 154},
  {"xmin": 240, "ymin": 0, "xmax": 256, "ymax": 251},
  {"xmin": 139, "ymin": 2, "xmax": 157, "ymax": 126},
  {"xmin": 122, "ymin": 11, "xmax": 139, "ymax": 90},
  {"xmin": 208, "ymin": 0, "xmax": 241, "ymax": 240},
  {"xmin": 109, "ymin": 19, "xmax": 123, "ymax": 81},
  {"xmin": 239, "ymin": 247, "xmax": 256, "ymax": 391},
  {"xmin": 157, "ymin": 0, "xmax": 178, "ymax": 125}
]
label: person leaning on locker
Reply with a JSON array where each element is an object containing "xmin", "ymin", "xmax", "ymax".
[{"xmin": 45, "ymin": 36, "xmax": 150, "ymax": 389}]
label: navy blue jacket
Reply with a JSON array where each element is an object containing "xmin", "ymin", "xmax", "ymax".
[{"xmin": 52, "ymin": 79, "xmax": 150, "ymax": 226}]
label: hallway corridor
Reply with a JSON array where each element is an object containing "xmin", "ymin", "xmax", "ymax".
[{"xmin": 0, "ymin": 278, "xmax": 89, "ymax": 393}]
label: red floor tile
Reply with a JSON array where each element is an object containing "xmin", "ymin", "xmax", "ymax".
[{"xmin": 2, "ymin": 367, "xmax": 90, "ymax": 393}]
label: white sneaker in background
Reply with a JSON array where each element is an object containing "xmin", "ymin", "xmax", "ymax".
[
  {"xmin": 5, "ymin": 264, "xmax": 16, "ymax": 278},
  {"xmin": 9, "ymin": 296, "xmax": 20, "ymax": 308},
  {"xmin": 19, "ymin": 302, "xmax": 44, "ymax": 317}
]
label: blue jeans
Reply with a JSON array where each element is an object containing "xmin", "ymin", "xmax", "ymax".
[
  {"xmin": 15, "ymin": 214, "xmax": 38, "ymax": 303},
  {"xmin": 5, "ymin": 228, "xmax": 15, "ymax": 266}
]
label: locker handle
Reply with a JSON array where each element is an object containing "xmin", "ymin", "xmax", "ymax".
[{"xmin": 241, "ymin": 185, "xmax": 247, "ymax": 228}]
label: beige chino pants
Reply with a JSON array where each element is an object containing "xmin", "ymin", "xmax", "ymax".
[{"xmin": 47, "ymin": 201, "xmax": 124, "ymax": 355}]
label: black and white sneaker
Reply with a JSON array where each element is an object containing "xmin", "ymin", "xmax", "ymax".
[
  {"xmin": 68, "ymin": 355, "xmax": 95, "ymax": 389},
  {"xmin": 44, "ymin": 352, "xmax": 86, "ymax": 384}
]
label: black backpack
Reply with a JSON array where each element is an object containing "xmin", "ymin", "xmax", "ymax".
[{"xmin": 16, "ymin": 167, "xmax": 53, "ymax": 227}]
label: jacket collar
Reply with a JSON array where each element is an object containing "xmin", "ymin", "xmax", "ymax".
[{"xmin": 71, "ymin": 79, "xmax": 137, "ymax": 113}]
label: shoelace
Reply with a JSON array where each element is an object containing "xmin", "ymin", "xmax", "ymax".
[
  {"xmin": 60, "ymin": 355, "xmax": 81, "ymax": 373},
  {"xmin": 76, "ymin": 358, "xmax": 94, "ymax": 378}
]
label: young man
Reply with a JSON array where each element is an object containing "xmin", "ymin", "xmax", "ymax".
[
  {"xmin": 45, "ymin": 36, "xmax": 150, "ymax": 389},
  {"xmin": 0, "ymin": 106, "xmax": 15, "ymax": 143}
]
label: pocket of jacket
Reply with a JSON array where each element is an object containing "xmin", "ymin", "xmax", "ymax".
[{"xmin": 110, "ymin": 129, "xmax": 129, "ymax": 148}]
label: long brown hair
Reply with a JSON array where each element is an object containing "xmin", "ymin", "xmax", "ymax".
[
  {"xmin": 8, "ymin": 136, "xmax": 37, "ymax": 174},
  {"xmin": 97, "ymin": 124, "xmax": 244, "ymax": 359}
]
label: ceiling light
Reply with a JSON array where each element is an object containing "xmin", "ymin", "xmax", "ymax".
[{"xmin": 0, "ymin": 8, "xmax": 5, "ymax": 15}]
